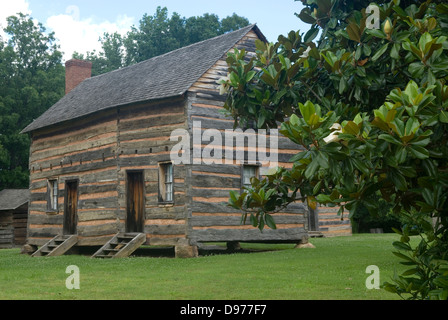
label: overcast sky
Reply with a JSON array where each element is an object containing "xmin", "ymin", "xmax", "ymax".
[{"xmin": 0, "ymin": 0, "xmax": 310, "ymax": 61}]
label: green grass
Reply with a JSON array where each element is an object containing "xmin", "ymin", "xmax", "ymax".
[{"xmin": 0, "ymin": 234, "xmax": 408, "ymax": 300}]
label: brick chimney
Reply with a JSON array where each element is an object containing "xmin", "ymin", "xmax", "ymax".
[{"xmin": 65, "ymin": 59, "xmax": 93, "ymax": 94}]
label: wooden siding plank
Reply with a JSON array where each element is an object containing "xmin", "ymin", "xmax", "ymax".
[{"xmin": 189, "ymin": 228, "xmax": 308, "ymax": 243}]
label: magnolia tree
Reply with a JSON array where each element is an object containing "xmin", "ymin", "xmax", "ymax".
[{"xmin": 220, "ymin": 0, "xmax": 448, "ymax": 299}]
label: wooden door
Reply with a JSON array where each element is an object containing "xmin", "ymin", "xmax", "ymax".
[
  {"xmin": 126, "ymin": 171, "xmax": 144, "ymax": 233},
  {"xmin": 308, "ymin": 207, "xmax": 319, "ymax": 232},
  {"xmin": 64, "ymin": 181, "xmax": 78, "ymax": 235}
]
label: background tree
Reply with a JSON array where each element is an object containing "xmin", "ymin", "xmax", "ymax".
[
  {"xmin": 0, "ymin": 13, "xmax": 64, "ymax": 190},
  {"xmin": 73, "ymin": 32, "xmax": 125, "ymax": 76},
  {"xmin": 222, "ymin": 0, "xmax": 448, "ymax": 299}
]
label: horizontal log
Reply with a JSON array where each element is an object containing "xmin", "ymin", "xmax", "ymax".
[
  {"xmin": 0, "ymin": 216, "xmax": 13, "ymax": 224},
  {"xmin": 145, "ymin": 206, "xmax": 187, "ymax": 220},
  {"xmin": 190, "ymin": 215, "xmax": 306, "ymax": 227},
  {"xmin": 14, "ymin": 229, "xmax": 27, "ymax": 235},
  {"xmin": 119, "ymin": 127, "xmax": 187, "ymax": 143},
  {"xmin": 119, "ymin": 136, "xmax": 171, "ymax": 149},
  {"xmin": 28, "ymin": 227, "xmax": 61, "ymax": 238},
  {"xmin": 31, "ymin": 109, "xmax": 117, "ymax": 144},
  {"xmin": 77, "ymin": 234, "xmax": 116, "ymax": 246},
  {"xmin": 191, "ymin": 201, "xmax": 240, "ymax": 214},
  {"xmin": 190, "ymin": 175, "xmax": 241, "ymax": 189},
  {"xmin": 190, "ymin": 188, "xmax": 238, "ymax": 198},
  {"xmin": 119, "ymin": 141, "xmax": 182, "ymax": 156},
  {"xmin": 13, "ymin": 222, "xmax": 28, "ymax": 228},
  {"xmin": 29, "ymin": 192, "xmax": 46, "ymax": 202},
  {"xmin": 119, "ymin": 114, "xmax": 187, "ymax": 132},
  {"xmin": 189, "ymin": 106, "xmax": 234, "ymax": 121},
  {"xmin": 190, "ymin": 83, "xmax": 220, "ymax": 93},
  {"xmin": 27, "ymin": 237, "xmax": 53, "ymax": 246},
  {"xmin": 30, "ymin": 159, "xmax": 117, "ymax": 181},
  {"xmin": 118, "ymin": 154, "xmax": 172, "ymax": 167},
  {"xmin": 31, "ymin": 123, "xmax": 117, "ymax": 155},
  {"xmin": 28, "ymin": 203, "xmax": 48, "ymax": 212},
  {"xmin": 78, "ymin": 210, "xmax": 119, "ymax": 222},
  {"xmin": 235, "ymin": 43, "xmax": 256, "ymax": 52},
  {"xmin": 145, "ymin": 224, "xmax": 186, "ymax": 236},
  {"xmin": 12, "ymin": 213, "xmax": 28, "ymax": 219},
  {"xmin": 78, "ymin": 222, "xmax": 119, "ymax": 237},
  {"xmin": 145, "ymin": 194, "xmax": 187, "ymax": 207},
  {"xmin": 31, "ymin": 146, "xmax": 117, "ymax": 171},
  {"xmin": 28, "ymin": 214, "xmax": 63, "ymax": 225},
  {"xmin": 79, "ymin": 197, "xmax": 118, "ymax": 210},
  {"xmin": 31, "ymin": 134, "xmax": 117, "ymax": 163},
  {"xmin": 187, "ymin": 93, "xmax": 225, "ymax": 108},
  {"xmin": 189, "ymin": 90, "xmax": 227, "ymax": 102},
  {"xmin": 78, "ymin": 183, "xmax": 117, "ymax": 196},
  {"xmin": 119, "ymin": 97, "xmax": 185, "ymax": 119},
  {"xmin": 191, "ymin": 163, "xmax": 241, "ymax": 174},
  {"xmin": 191, "ymin": 201, "xmax": 306, "ymax": 215},
  {"xmin": 147, "ymin": 236, "xmax": 187, "ymax": 246},
  {"xmin": 30, "ymin": 168, "xmax": 118, "ymax": 189},
  {"xmin": 189, "ymin": 227, "xmax": 308, "ymax": 243},
  {"xmin": 319, "ymin": 219, "xmax": 351, "ymax": 226},
  {"xmin": 144, "ymin": 182, "xmax": 186, "ymax": 195}
]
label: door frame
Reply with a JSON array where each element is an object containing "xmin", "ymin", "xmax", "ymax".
[
  {"xmin": 126, "ymin": 170, "xmax": 145, "ymax": 233},
  {"xmin": 63, "ymin": 179, "xmax": 79, "ymax": 235}
]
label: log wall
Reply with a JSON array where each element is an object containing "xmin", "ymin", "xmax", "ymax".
[
  {"xmin": 0, "ymin": 211, "xmax": 13, "ymax": 248},
  {"xmin": 28, "ymin": 109, "xmax": 120, "ymax": 246},
  {"xmin": 318, "ymin": 205, "xmax": 352, "ymax": 237},
  {"xmin": 117, "ymin": 97, "xmax": 190, "ymax": 247},
  {"xmin": 186, "ymin": 30, "xmax": 309, "ymax": 244},
  {"xmin": 27, "ymin": 97, "xmax": 191, "ymax": 247},
  {"xmin": 13, "ymin": 204, "xmax": 28, "ymax": 245}
]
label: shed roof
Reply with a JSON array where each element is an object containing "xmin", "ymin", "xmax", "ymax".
[
  {"xmin": 0, "ymin": 189, "xmax": 30, "ymax": 211},
  {"xmin": 22, "ymin": 24, "xmax": 264, "ymax": 134}
]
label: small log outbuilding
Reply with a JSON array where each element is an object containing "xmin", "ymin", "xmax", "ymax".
[
  {"xmin": 21, "ymin": 25, "xmax": 350, "ymax": 257},
  {"xmin": 0, "ymin": 189, "xmax": 29, "ymax": 248}
]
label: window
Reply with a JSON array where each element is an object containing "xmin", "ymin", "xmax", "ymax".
[
  {"xmin": 242, "ymin": 165, "xmax": 259, "ymax": 189},
  {"xmin": 47, "ymin": 179, "xmax": 58, "ymax": 211},
  {"xmin": 159, "ymin": 163, "xmax": 174, "ymax": 203}
]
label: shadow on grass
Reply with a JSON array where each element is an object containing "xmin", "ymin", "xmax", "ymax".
[
  {"xmin": 134, "ymin": 243, "xmax": 284, "ymax": 258},
  {"xmin": 60, "ymin": 242, "xmax": 294, "ymax": 259}
]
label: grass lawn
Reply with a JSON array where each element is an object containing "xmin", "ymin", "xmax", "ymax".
[{"xmin": 0, "ymin": 233, "xmax": 408, "ymax": 300}]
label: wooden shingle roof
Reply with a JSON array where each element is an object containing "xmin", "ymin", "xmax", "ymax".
[
  {"xmin": 22, "ymin": 24, "xmax": 264, "ymax": 133},
  {"xmin": 0, "ymin": 189, "xmax": 30, "ymax": 211}
]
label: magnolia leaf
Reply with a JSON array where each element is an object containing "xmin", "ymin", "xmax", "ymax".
[
  {"xmin": 409, "ymin": 145, "xmax": 430, "ymax": 159},
  {"xmin": 298, "ymin": 8, "xmax": 316, "ymax": 24},
  {"xmin": 304, "ymin": 158, "xmax": 320, "ymax": 179},
  {"xmin": 372, "ymin": 43, "xmax": 389, "ymax": 61},
  {"xmin": 379, "ymin": 134, "xmax": 403, "ymax": 145},
  {"xmin": 343, "ymin": 121, "xmax": 360, "ymax": 135},
  {"xmin": 299, "ymin": 101, "xmax": 315, "ymax": 123},
  {"xmin": 440, "ymin": 111, "xmax": 448, "ymax": 123},
  {"xmin": 265, "ymin": 214, "xmax": 277, "ymax": 229},
  {"xmin": 393, "ymin": 241, "xmax": 412, "ymax": 251},
  {"xmin": 346, "ymin": 23, "xmax": 361, "ymax": 43}
]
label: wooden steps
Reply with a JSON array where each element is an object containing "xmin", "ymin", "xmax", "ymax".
[
  {"xmin": 32, "ymin": 235, "xmax": 78, "ymax": 257},
  {"xmin": 92, "ymin": 233, "xmax": 146, "ymax": 258}
]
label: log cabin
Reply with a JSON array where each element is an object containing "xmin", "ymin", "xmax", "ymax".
[
  {"xmin": 21, "ymin": 24, "xmax": 351, "ymax": 258},
  {"xmin": 0, "ymin": 189, "xmax": 29, "ymax": 248}
]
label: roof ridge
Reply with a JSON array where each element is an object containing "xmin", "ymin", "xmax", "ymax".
[{"xmin": 87, "ymin": 23, "xmax": 257, "ymax": 82}]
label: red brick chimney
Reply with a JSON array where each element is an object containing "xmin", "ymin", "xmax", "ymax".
[{"xmin": 65, "ymin": 59, "xmax": 92, "ymax": 94}]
